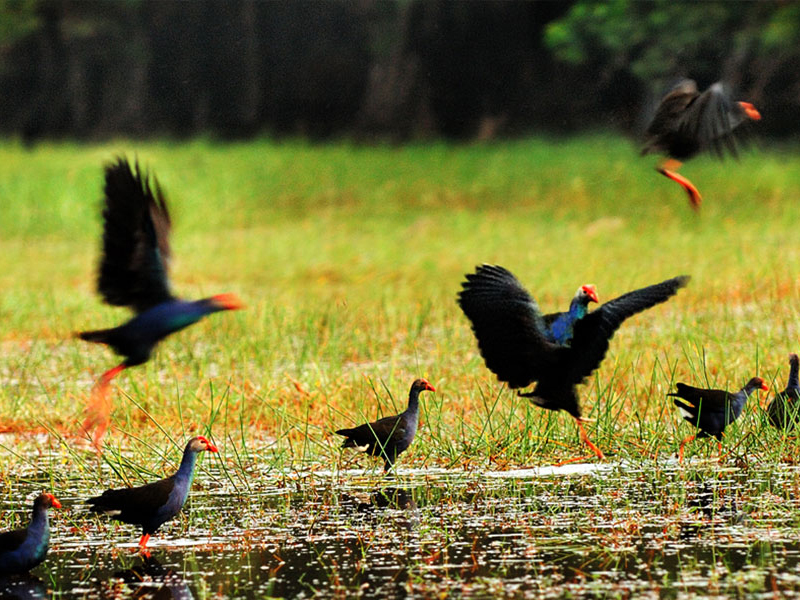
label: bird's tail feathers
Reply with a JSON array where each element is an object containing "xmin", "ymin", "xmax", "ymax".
[{"xmin": 76, "ymin": 328, "xmax": 115, "ymax": 344}]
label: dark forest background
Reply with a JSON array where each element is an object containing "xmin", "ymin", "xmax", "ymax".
[{"xmin": 1, "ymin": 0, "xmax": 799, "ymax": 142}]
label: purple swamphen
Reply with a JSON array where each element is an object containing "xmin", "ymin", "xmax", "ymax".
[
  {"xmin": 670, "ymin": 377, "xmax": 768, "ymax": 462},
  {"xmin": 336, "ymin": 378, "xmax": 436, "ymax": 472},
  {"xmin": 0, "ymin": 493, "xmax": 61, "ymax": 575},
  {"xmin": 642, "ymin": 79, "xmax": 761, "ymax": 210},
  {"xmin": 458, "ymin": 265, "xmax": 689, "ymax": 461},
  {"xmin": 87, "ymin": 436, "xmax": 218, "ymax": 552},
  {"xmin": 76, "ymin": 158, "xmax": 243, "ymax": 448}
]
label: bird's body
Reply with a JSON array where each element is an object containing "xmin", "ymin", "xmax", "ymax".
[
  {"xmin": 0, "ymin": 494, "xmax": 61, "ymax": 575},
  {"xmin": 642, "ymin": 79, "xmax": 761, "ymax": 209},
  {"xmin": 457, "ymin": 265, "xmax": 689, "ymax": 458},
  {"xmin": 336, "ymin": 379, "xmax": 435, "ymax": 471},
  {"xmin": 768, "ymin": 354, "xmax": 800, "ymax": 431},
  {"xmin": 87, "ymin": 436, "xmax": 217, "ymax": 550},
  {"xmin": 76, "ymin": 158, "xmax": 242, "ymax": 448},
  {"xmin": 669, "ymin": 377, "xmax": 767, "ymax": 461}
]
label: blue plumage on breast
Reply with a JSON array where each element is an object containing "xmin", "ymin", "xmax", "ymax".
[{"xmin": 0, "ymin": 512, "xmax": 49, "ymax": 575}]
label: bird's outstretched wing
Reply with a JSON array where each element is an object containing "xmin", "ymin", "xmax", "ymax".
[
  {"xmin": 567, "ymin": 275, "xmax": 690, "ymax": 383},
  {"xmin": 458, "ymin": 265, "xmax": 559, "ymax": 389},
  {"xmin": 680, "ymin": 83, "xmax": 747, "ymax": 159},
  {"xmin": 97, "ymin": 158, "xmax": 174, "ymax": 313}
]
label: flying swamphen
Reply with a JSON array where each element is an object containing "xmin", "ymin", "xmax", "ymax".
[
  {"xmin": 669, "ymin": 377, "xmax": 768, "ymax": 462},
  {"xmin": 0, "ymin": 493, "xmax": 61, "ymax": 575},
  {"xmin": 768, "ymin": 354, "xmax": 800, "ymax": 431},
  {"xmin": 76, "ymin": 158, "xmax": 243, "ymax": 447},
  {"xmin": 642, "ymin": 79, "xmax": 761, "ymax": 210},
  {"xmin": 457, "ymin": 265, "xmax": 689, "ymax": 460},
  {"xmin": 336, "ymin": 379, "xmax": 436, "ymax": 472},
  {"xmin": 87, "ymin": 436, "xmax": 218, "ymax": 551}
]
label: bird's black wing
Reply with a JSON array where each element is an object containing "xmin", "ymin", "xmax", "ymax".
[
  {"xmin": 0, "ymin": 527, "xmax": 26, "ymax": 553},
  {"xmin": 567, "ymin": 275, "xmax": 690, "ymax": 383},
  {"xmin": 680, "ymin": 83, "xmax": 745, "ymax": 160},
  {"xmin": 643, "ymin": 79, "xmax": 699, "ymax": 149},
  {"xmin": 338, "ymin": 414, "xmax": 404, "ymax": 445},
  {"xmin": 97, "ymin": 158, "xmax": 174, "ymax": 314},
  {"xmin": 669, "ymin": 382, "xmax": 730, "ymax": 411},
  {"xmin": 88, "ymin": 476, "xmax": 175, "ymax": 526},
  {"xmin": 458, "ymin": 265, "xmax": 560, "ymax": 389}
]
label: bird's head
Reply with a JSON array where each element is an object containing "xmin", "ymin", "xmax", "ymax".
[
  {"xmin": 790, "ymin": 353, "xmax": 799, "ymax": 366},
  {"xmin": 35, "ymin": 492, "xmax": 62, "ymax": 510},
  {"xmin": 208, "ymin": 293, "xmax": 245, "ymax": 312},
  {"xmin": 748, "ymin": 377, "xmax": 769, "ymax": 392},
  {"xmin": 411, "ymin": 378, "xmax": 436, "ymax": 394},
  {"xmin": 188, "ymin": 436, "xmax": 219, "ymax": 453},
  {"xmin": 576, "ymin": 284, "xmax": 599, "ymax": 305}
]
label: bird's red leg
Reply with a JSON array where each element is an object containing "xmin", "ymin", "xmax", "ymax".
[
  {"xmin": 678, "ymin": 434, "xmax": 696, "ymax": 463},
  {"xmin": 138, "ymin": 533, "xmax": 151, "ymax": 557},
  {"xmin": 657, "ymin": 161, "xmax": 702, "ymax": 210},
  {"xmin": 576, "ymin": 417, "xmax": 605, "ymax": 460},
  {"xmin": 81, "ymin": 363, "xmax": 126, "ymax": 452}
]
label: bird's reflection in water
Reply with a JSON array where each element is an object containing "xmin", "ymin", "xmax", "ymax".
[
  {"xmin": 0, "ymin": 574, "xmax": 48, "ymax": 600},
  {"xmin": 107, "ymin": 555, "xmax": 193, "ymax": 600},
  {"xmin": 370, "ymin": 487, "xmax": 417, "ymax": 511}
]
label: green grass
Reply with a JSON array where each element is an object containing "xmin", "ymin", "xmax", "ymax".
[{"xmin": 1, "ymin": 133, "xmax": 800, "ymax": 475}]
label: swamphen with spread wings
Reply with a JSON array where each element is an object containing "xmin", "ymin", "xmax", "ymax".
[
  {"xmin": 336, "ymin": 379, "xmax": 436, "ymax": 472},
  {"xmin": 458, "ymin": 265, "xmax": 689, "ymax": 460},
  {"xmin": 670, "ymin": 377, "xmax": 767, "ymax": 462},
  {"xmin": 77, "ymin": 158, "xmax": 243, "ymax": 447},
  {"xmin": 642, "ymin": 79, "xmax": 761, "ymax": 210},
  {"xmin": 87, "ymin": 436, "xmax": 217, "ymax": 552},
  {"xmin": 0, "ymin": 493, "xmax": 61, "ymax": 575},
  {"xmin": 768, "ymin": 354, "xmax": 800, "ymax": 431}
]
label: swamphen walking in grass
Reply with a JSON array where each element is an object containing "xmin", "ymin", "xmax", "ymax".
[
  {"xmin": 642, "ymin": 79, "xmax": 761, "ymax": 210},
  {"xmin": 336, "ymin": 379, "xmax": 435, "ymax": 472},
  {"xmin": 768, "ymin": 354, "xmax": 800, "ymax": 431},
  {"xmin": 0, "ymin": 493, "xmax": 61, "ymax": 575},
  {"xmin": 87, "ymin": 436, "xmax": 217, "ymax": 552},
  {"xmin": 76, "ymin": 158, "xmax": 243, "ymax": 448},
  {"xmin": 670, "ymin": 377, "xmax": 767, "ymax": 462},
  {"xmin": 458, "ymin": 265, "xmax": 689, "ymax": 460}
]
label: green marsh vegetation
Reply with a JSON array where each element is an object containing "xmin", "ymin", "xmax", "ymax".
[{"xmin": 0, "ymin": 134, "xmax": 800, "ymax": 474}]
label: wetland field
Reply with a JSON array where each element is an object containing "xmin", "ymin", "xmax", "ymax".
[{"xmin": 2, "ymin": 136, "xmax": 800, "ymax": 597}]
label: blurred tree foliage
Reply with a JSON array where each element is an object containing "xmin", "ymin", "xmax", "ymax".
[{"xmin": 0, "ymin": 0, "xmax": 797, "ymax": 141}]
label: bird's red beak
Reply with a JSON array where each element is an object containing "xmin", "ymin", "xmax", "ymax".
[
  {"xmin": 739, "ymin": 102, "xmax": 761, "ymax": 121},
  {"xmin": 211, "ymin": 293, "xmax": 244, "ymax": 311},
  {"xmin": 582, "ymin": 284, "xmax": 599, "ymax": 303},
  {"xmin": 759, "ymin": 380, "xmax": 769, "ymax": 392},
  {"xmin": 47, "ymin": 494, "xmax": 62, "ymax": 509},
  {"xmin": 424, "ymin": 382, "xmax": 436, "ymax": 392},
  {"xmin": 206, "ymin": 442, "xmax": 219, "ymax": 453}
]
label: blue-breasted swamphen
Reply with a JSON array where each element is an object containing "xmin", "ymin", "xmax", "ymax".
[
  {"xmin": 545, "ymin": 284, "xmax": 598, "ymax": 345},
  {"xmin": 87, "ymin": 436, "xmax": 217, "ymax": 551},
  {"xmin": 670, "ymin": 377, "xmax": 768, "ymax": 462},
  {"xmin": 76, "ymin": 158, "xmax": 243, "ymax": 447},
  {"xmin": 336, "ymin": 378, "xmax": 436, "ymax": 472},
  {"xmin": 642, "ymin": 79, "xmax": 761, "ymax": 210},
  {"xmin": 457, "ymin": 265, "xmax": 689, "ymax": 460},
  {"xmin": 0, "ymin": 493, "xmax": 61, "ymax": 575},
  {"xmin": 768, "ymin": 354, "xmax": 800, "ymax": 431}
]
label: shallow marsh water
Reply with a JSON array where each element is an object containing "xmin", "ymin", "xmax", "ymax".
[{"xmin": 4, "ymin": 458, "xmax": 800, "ymax": 598}]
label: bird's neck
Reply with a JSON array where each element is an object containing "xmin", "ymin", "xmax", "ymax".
[
  {"xmin": 27, "ymin": 505, "xmax": 50, "ymax": 545},
  {"xmin": 175, "ymin": 446, "xmax": 199, "ymax": 486},
  {"xmin": 406, "ymin": 389, "xmax": 421, "ymax": 417},
  {"xmin": 549, "ymin": 298, "xmax": 589, "ymax": 344},
  {"xmin": 790, "ymin": 361, "xmax": 800, "ymax": 389}
]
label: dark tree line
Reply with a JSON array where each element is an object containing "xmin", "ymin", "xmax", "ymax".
[{"xmin": 1, "ymin": 0, "xmax": 798, "ymax": 142}]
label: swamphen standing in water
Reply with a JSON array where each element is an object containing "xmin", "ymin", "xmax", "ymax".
[
  {"xmin": 670, "ymin": 377, "xmax": 768, "ymax": 462},
  {"xmin": 336, "ymin": 379, "xmax": 436, "ymax": 472},
  {"xmin": 642, "ymin": 79, "xmax": 761, "ymax": 210},
  {"xmin": 458, "ymin": 265, "xmax": 689, "ymax": 460},
  {"xmin": 0, "ymin": 493, "xmax": 61, "ymax": 575},
  {"xmin": 77, "ymin": 158, "xmax": 243, "ymax": 448},
  {"xmin": 87, "ymin": 436, "xmax": 217, "ymax": 552},
  {"xmin": 768, "ymin": 354, "xmax": 800, "ymax": 431}
]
